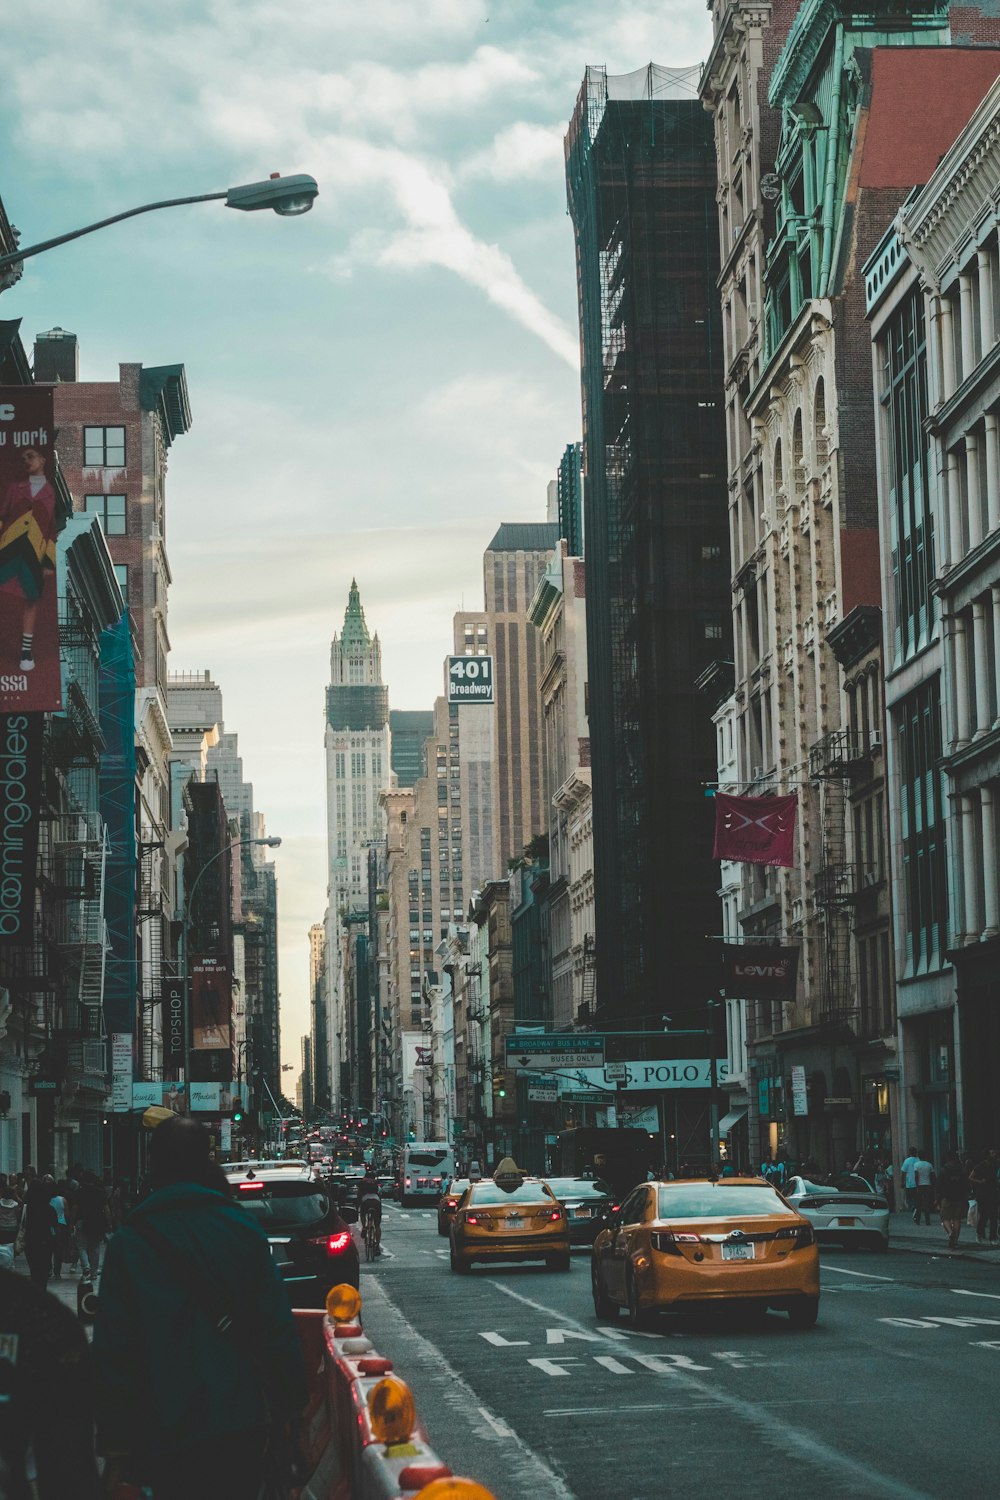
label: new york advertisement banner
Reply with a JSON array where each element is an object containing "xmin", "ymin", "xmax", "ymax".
[
  {"xmin": 0, "ymin": 712, "xmax": 43, "ymax": 945},
  {"xmin": 712, "ymin": 792, "xmax": 797, "ymax": 868},
  {"xmin": 722, "ymin": 944, "xmax": 800, "ymax": 1001},
  {"xmin": 190, "ymin": 955, "xmax": 231, "ymax": 1052},
  {"xmin": 0, "ymin": 388, "xmax": 62, "ymax": 713}
]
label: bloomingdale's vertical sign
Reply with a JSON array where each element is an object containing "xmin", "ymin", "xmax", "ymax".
[{"xmin": 0, "ymin": 713, "xmax": 43, "ymax": 945}]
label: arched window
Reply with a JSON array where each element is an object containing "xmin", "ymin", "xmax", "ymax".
[
  {"xmin": 792, "ymin": 410, "xmax": 805, "ymax": 498},
  {"xmin": 773, "ymin": 437, "xmax": 783, "ymax": 493},
  {"xmin": 814, "ymin": 379, "xmax": 829, "ymax": 469}
]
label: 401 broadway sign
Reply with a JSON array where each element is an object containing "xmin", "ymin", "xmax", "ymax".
[
  {"xmin": 446, "ymin": 655, "xmax": 494, "ymax": 704},
  {"xmin": 0, "ymin": 713, "xmax": 42, "ymax": 945}
]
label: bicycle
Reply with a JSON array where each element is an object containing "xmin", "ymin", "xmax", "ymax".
[{"xmin": 361, "ymin": 1208, "xmax": 381, "ymax": 1261}]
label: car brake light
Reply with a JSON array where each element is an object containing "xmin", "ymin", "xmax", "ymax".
[
  {"xmin": 650, "ymin": 1230, "xmax": 700, "ymax": 1253},
  {"xmin": 610, "ymin": 1204, "xmax": 620, "ymax": 1213},
  {"xmin": 325, "ymin": 1231, "xmax": 352, "ymax": 1255},
  {"xmin": 795, "ymin": 1224, "xmax": 815, "ymax": 1248},
  {"xmin": 465, "ymin": 1214, "xmax": 479, "ymax": 1225},
  {"xmin": 548, "ymin": 1210, "xmax": 562, "ymax": 1221},
  {"xmin": 238, "ymin": 1181, "xmax": 265, "ymax": 1194},
  {"xmin": 405, "ymin": 1176, "xmax": 411, "ymax": 1186}
]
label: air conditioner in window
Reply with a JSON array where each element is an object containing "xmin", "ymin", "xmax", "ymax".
[{"xmin": 869, "ymin": 730, "xmax": 883, "ymax": 752}]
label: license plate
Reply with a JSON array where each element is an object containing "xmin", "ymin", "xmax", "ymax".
[
  {"xmin": 835, "ymin": 1217, "xmax": 857, "ymax": 1227},
  {"xmin": 504, "ymin": 1217, "xmax": 523, "ymax": 1229},
  {"xmin": 574, "ymin": 1207, "xmax": 593, "ymax": 1218},
  {"xmin": 722, "ymin": 1243, "xmax": 755, "ymax": 1261}
]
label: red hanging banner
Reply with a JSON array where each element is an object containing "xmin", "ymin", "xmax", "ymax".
[{"xmin": 713, "ymin": 792, "xmax": 797, "ymax": 868}]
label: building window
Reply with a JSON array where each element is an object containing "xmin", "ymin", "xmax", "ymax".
[
  {"xmin": 704, "ymin": 621, "xmax": 724, "ymax": 640},
  {"xmin": 897, "ymin": 682, "xmax": 947, "ymax": 970},
  {"xmin": 882, "ymin": 288, "xmax": 933, "ymax": 660},
  {"xmin": 113, "ymin": 564, "xmax": 128, "ymax": 604},
  {"xmin": 334, "ymin": 752, "xmax": 346, "ymax": 779},
  {"xmin": 84, "ymin": 494, "xmax": 127, "ymax": 535},
  {"xmin": 84, "ymin": 426, "xmax": 125, "ymax": 468}
]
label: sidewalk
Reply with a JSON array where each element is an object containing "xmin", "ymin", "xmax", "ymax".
[{"xmin": 888, "ymin": 1211, "xmax": 1000, "ymax": 1265}]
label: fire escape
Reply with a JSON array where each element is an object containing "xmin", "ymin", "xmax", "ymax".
[
  {"xmin": 809, "ymin": 730, "xmax": 875, "ymax": 1030},
  {"xmin": 53, "ymin": 811, "xmax": 110, "ymax": 1089}
]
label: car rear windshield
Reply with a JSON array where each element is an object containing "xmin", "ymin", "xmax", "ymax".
[
  {"xmin": 408, "ymin": 1151, "xmax": 448, "ymax": 1167},
  {"xmin": 470, "ymin": 1182, "xmax": 555, "ymax": 1206},
  {"xmin": 544, "ymin": 1179, "xmax": 612, "ymax": 1198},
  {"xmin": 657, "ymin": 1186, "xmax": 795, "ymax": 1219},
  {"xmin": 234, "ymin": 1182, "xmax": 330, "ymax": 1227}
]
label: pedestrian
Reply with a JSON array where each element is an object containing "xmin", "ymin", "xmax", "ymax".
[
  {"xmin": 49, "ymin": 1179, "xmax": 70, "ymax": 1279},
  {"xmin": 937, "ymin": 1154, "xmax": 970, "ymax": 1251},
  {"xmin": 71, "ymin": 1170, "xmax": 110, "ymax": 1279},
  {"xmin": 94, "ymin": 1115, "xmax": 308, "ymax": 1500},
  {"xmin": 0, "ymin": 1265, "xmax": 101, "ymax": 1499},
  {"xmin": 911, "ymin": 1150, "xmax": 935, "ymax": 1226},
  {"xmin": 969, "ymin": 1149, "xmax": 999, "ymax": 1246},
  {"xmin": 0, "ymin": 1176, "xmax": 22, "ymax": 1273},
  {"xmin": 21, "ymin": 1179, "xmax": 56, "ymax": 1290},
  {"xmin": 900, "ymin": 1145, "xmax": 919, "ymax": 1213}
]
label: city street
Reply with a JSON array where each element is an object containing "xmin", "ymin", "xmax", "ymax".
[{"xmin": 360, "ymin": 1202, "xmax": 1000, "ymax": 1500}]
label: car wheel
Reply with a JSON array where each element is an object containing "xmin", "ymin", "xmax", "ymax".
[
  {"xmin": 787, "ymin": 1296, "xmax": 819, "ymax": 1329},
  {"xmin": 547, "ymin": 1253, "xmax": 571, "ymax": 1272},
  {"xmin": 449, "ymin": 1240, "xmax": 469, "ymax": 1275},
  {"xmin": 626, "ymin": 1267, "xmax": 652, "ymax": 1330},
  {"xmin": 591, "ymin": 1262, "xmax": 619, "ymax": 1320}
]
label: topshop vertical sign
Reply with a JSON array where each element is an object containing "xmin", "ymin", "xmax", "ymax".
[{"xmin": 0, "ymin": 713, "xmax": 43, "ymax": 944}]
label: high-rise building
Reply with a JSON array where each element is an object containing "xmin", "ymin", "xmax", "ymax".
[
  {"xmin": 483, "ymin": 523, "xmax": 559, "ymax": 868},
  {"xmin": 566, "ymin": 65, "xmax": 730, "ymax": 1028},
  {"xmin": 389, "ymin": 709, "xmax": 434, "ymax": 788},
  {"xmin": 557, "ymin": 443, "xmax": 584, "ymax": 558},
  {"xmin": 452, "ymin": 612, "xmax": 496, "ymax": 892},
  {"xmin": 323, "ymin": 581, "xmax": 390, "ymax": 1110}
]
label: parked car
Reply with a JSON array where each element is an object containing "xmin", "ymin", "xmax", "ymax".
[
  {"xmin": 591, "ymin": 1177, "xmax": 819, "ymax": 1328},
  {"xmin": 783, "ymin": 1175, "xmax": 890, "ymax": 1252},
  {"xmin": 226, "ymin": 1161, "xmax": 359, "ymax": 1306},
  {"xmin": 542, "ymin": 1176, "xmax": 616, "ymax": 1244}
]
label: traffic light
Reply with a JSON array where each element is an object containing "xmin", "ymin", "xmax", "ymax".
[
  {"xmin": 232, "ymin": 1105, "xmax": 244, "ymax": 1124},
  {"xmin": 492, "ymin": 1071, "xmax": 507, "ymax": 1099}
]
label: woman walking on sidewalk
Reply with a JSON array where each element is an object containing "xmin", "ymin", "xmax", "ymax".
[
  {"xmin": 970, "ymin": 1149, "xmax": 999, "ymax": 1245},
  {"xmin": 938, "ymin": 1155, "xmax": 970, "ymax": 1251}
]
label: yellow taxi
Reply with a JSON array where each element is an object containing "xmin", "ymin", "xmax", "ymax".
[
  {"xmin": 437, "ymin": 1178, "xmax": 470, "ymax": 1237},
  {"xmin": 450, "ymin": 1162, "xmax": 570, "ymax": 1273},
  {"xmin": 591, "ymin": 1177, "xmax": 819, "ymax": 1328}
]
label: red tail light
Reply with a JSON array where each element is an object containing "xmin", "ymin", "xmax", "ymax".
[
  {"xmin": 651, "ymin": 1230, "xmax": 700, "ymax": 1254},
  {"xmin": 309, "ymin": 1231, "xmax": 353, "ymax": 1255},
  {"xmin": 548, "ymin": 1210, "xmax": 562, "ymax": 1221},
  {"xmin": 465, "ymin": 1214, "xmax": 479, "ymax": 1225},
  {"xmin": 238, "ymin": 1181, "xmax": 265, "ymax": 1194}
]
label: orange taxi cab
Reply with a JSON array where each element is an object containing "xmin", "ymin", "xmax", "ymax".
[
  {"xmin": 591, "ymin": 1177, "xmax": 819, "ymax": 1327},
  {"xmin": 450, "ymin": 1162, "xmax": 570, "ymax": 1273}
]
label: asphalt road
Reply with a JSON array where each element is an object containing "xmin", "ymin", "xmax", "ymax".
[{"xmin": 357, "ymin": 1200, "xmax": 999, "ymax": 1500}]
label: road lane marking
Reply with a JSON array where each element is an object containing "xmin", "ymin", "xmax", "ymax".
[
  {"xmin": 361, "ymin": 1276, "xmax": 577, "ymax": 1500},
  {"xmin": 952, "ymin": 1289, "xmax": 1000, "ymax": 1301},
  {"xmin": 543, "ymin": 1395, "xmax": 882, "ymax": 1417},
  {"xmin": 480, "ymin": 1332, "xmax": 530, "ymax": 1347},
  {"xmin": 822, "ymin": 1265, "xmax": 895, "ymax": 1281},
  {"xmin": 593, "ymin": 1355, "xmax": 634, "ymax": 1374},
  {"xmin": 488, "ymin": 1280, "xmax": 933, "ymax": 1498},
  {"xmin": 528, "ymin": 1357, "xmax": 578, "ymax": 1377}
]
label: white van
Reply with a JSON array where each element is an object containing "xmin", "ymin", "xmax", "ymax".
[{"xmin": 400, "ymin": 1141, "xmax": 455, "ymax": 1206}]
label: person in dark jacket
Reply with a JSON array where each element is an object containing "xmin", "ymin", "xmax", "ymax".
[
  {"xmin": 0, "ymin": 1266, "xmax": 100, "ymax": 1499},
  {"xmin": 937, "ymin": 1154, "xmax": 970, "ymax": 1251},
  {"xmin": 94, "ymin": 1116, "xmax": 307, "ymax": 1500},
  {"xmin": 21, "ymin": 1181, "xmax": 56, "ymax": 1290}
]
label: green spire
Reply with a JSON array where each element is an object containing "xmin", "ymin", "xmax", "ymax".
[{"xmin": 341, "ymin": 578, "xmax": 371, "ymax": 649}]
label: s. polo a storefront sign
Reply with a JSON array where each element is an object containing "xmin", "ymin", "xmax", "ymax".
[{"xmin": 0, "ymin": 713, "xmax": 43, "ymax": 945}]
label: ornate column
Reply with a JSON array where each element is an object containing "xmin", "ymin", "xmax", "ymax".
[
  {"xmin": 993, "ymin": 585, "xmax": 1000, "ymax": 730},
  {"xmin": 966, "ymin": 431, "xmax": 984, "ymax": 551},
  {"xmin": 981, "ymin": 785, "xmax": 999, "ymax": 939},
  {"xmin": 985, "ymin": 413, "xmax": 1000, "ymax": 534},
  {"xmin": 973, "ymin": 599, "xmax": 991, "ymax": 738},
  {"xmin": 979, "ymin": 248, "xmax": 996, "ymax": 355},
  {"xmin": 960, "ymin": 273, "xmax": 976, "ymax": 381},
  {"xmin": 946, "ymin": 450, "xmax": 964, "ymax": 569},
  {"xmin": 940, "ymin": 295, "xmax": 957, "ymax": 401},
  {"xmin": 952, "ymin": 614, "xmax": 972, "ymax": 750},
  {"xmin": 961, "ymin": 793, "xmax": 980, "ymax": 944}
]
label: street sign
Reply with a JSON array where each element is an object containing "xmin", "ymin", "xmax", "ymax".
[
  {"xmin": 556, "ymin": 1059, "xmax": 728, "ymax": 1093},
  {"xmin": 447, "ymin": 655, "xmax": 494, "ymax": 704},
  {"xmin": 604, "ymin": 1061, "xmax": 628, "ymax": 1081},
  {"xmin": 528, "ymin": 1080, "xmax": 558, "ymax": 1102},
  {"xmin": 505, "ymin": 1034, "xmax": 605, "ymax": 1071}
]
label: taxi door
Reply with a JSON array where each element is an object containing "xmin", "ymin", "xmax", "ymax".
[{"xmin": 605, "ymin": 1187, "xmax": 650, "ymax": 1302}]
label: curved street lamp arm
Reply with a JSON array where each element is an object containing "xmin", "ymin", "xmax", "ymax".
[{"xmin": 0, "ymin": 191, "xmax": 227, "ymax": 272}]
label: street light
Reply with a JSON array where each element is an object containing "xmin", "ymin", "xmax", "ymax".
[
  {"xmin": 181, "ymin": 834, "xmax": 281, "ymax": 1097},
  {"xmin": 0, "ymin": 174, "xmax": 319, "ymax": 278}
]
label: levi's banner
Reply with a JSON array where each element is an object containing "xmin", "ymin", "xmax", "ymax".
[
  {"xmin": 0, "ymin": 388, "xmax": 62, "ymax": 713},
  {"xmin": 0, "ymin": 712, "xmax": 43, "ymax": 944},
  {"xmin": 722, "ymin": 944, "xmax": 800, "ymax": 1001},
  {"xmin": 713, "ymin": 792, "xmax": 797, "ymax": 868}
]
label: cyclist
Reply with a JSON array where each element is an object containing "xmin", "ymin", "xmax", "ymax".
[{"xmin": 358, "ymin": 1172, "xmax": 382, "ymax": 1256}]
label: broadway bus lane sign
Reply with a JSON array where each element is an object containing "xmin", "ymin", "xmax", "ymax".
[{"xmin": 505, "ymin": 1034, "xmax": 605, "ymax": 1071}]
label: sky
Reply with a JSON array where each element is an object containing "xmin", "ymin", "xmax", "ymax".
[{"xmin": 1, "ymin": 0, "xmax": 712, "ymax": 1077}]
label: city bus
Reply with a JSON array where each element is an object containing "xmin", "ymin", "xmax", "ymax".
[{"xmin": 399, "ymin": 1141, "xmax": 455, "ymax": 1206}]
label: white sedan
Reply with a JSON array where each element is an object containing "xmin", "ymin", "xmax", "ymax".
[{"xmin": 783, "ymin": 1174, "xmax": 890, "ymax": 1252}]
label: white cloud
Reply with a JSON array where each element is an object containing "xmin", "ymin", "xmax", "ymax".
[{"xmin": 460, "ymin": 120, "xmax": 567, "ymax": 182}]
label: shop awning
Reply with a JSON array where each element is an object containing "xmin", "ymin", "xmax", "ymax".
[{"xmin": 718, "ymin": 1107, "xmax": 748, "ymax": 1135}]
